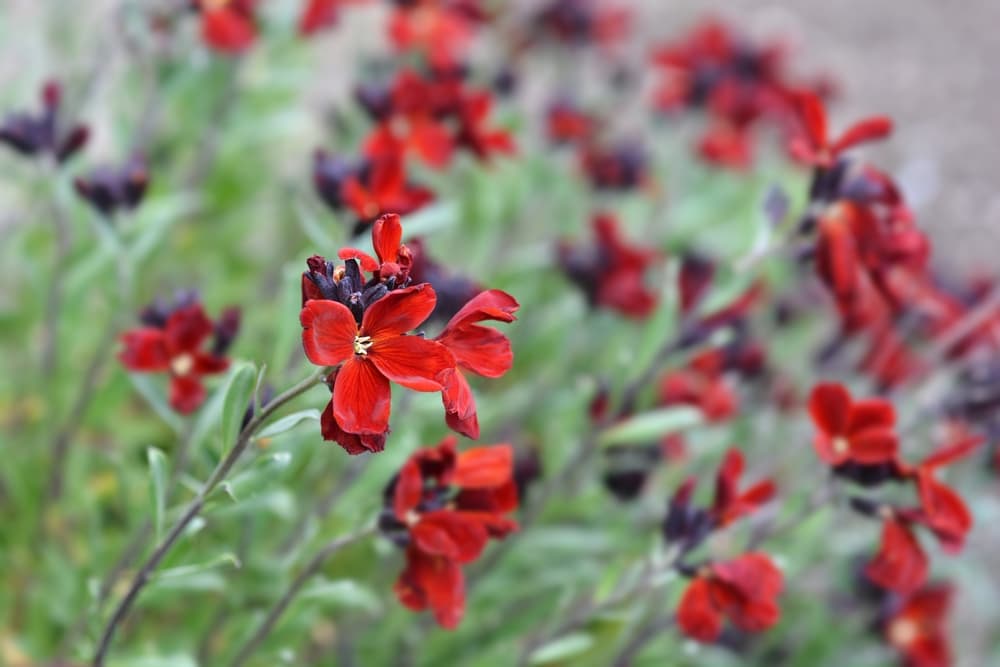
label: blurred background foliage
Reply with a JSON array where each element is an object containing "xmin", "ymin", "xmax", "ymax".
[{"xmin": 1, "ymin": 2, "xmax": 999, "ymax": 667}]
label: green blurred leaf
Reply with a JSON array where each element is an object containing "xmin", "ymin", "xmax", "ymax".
[
  {"xmin": 299, "ymin": 578, "xmax": 382, "ymax": 615},
  {"xmin": 220, "ymin": 361, "xmax": 257, "ymax": 447},
  {"xmin": 147, "ymin": 447, "xmax": 168, "ymax": 540},
  {"xmin": 128, "ymin": 373, "xmax": 185, "ymax": 434},
  {"xmin": 599, "ymin": 407, "xmax": 703, "ymax": 447},
  {"xmin": 528, "ymin": 632, "xmax": 595, "ymax": 665},
  {"xmin": 258, "ymin": 408, "xmax": 321, "ymax": 438},
  {"xmin": 151, "ymin": 552, "xmax": 242, "ymax": 582}
]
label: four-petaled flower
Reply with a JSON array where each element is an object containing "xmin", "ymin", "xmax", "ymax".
[
  {"xmin": 119, "ymin": 302, "xmax": 237, "ymax": 414},
  {"xmin": 677, "ymin": 553, "xmax": 783, "ymax": 642},
  {"xmin": 885, "ymin": 585, "xmax": 953, "ymax": 667},
  {"xmin": 301, "ymin": 284, "xmax": 455, "ymax": 438},
  {"xmin": 808, "ymin": 382, "xmax": 898, "ymax": 465}
]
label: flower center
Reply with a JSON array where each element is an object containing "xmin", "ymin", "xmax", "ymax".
[
  {"xmin": 832, "ymin": 436, "xmax": 849, "ymax": 456},
  {"xmin": 888, "ymin": 618, "xmax": 918, "ymax": 648},
  {"xmin": 353, "ymin": 335, "xmax": 373, "ymax": 356},
  {"xmin": 171, "ymin": 353, "xmax": 194, "ymax": 377}
]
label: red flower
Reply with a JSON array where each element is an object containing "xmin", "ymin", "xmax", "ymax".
[
  {"xmin": 808, "ymin": 382, "xmax": 898, "ymax": 466},
  {"xmin": 299, "ymin": 0, "xmax": 367, "ymax": 36},
  {"xmin": 340, "ymin": 157, "xmax": 435, "ymax": 227},
  {"xmin": 199, "ymin": 0, "xmax": 258, "ymax": 54},
  {"xmin": 710, "ymin": 448, "xmax": 776, "ymax": 526},
  {"xmin": 119, "ymin": 303, "xmax": 233, "ymax": 414},
  {"xmin": 363, "ymin": 72, "xmax": 455, "ymax": 169},
  {"xmin": 0, "ymin": 80, "xmax": 89, "ymax": 163},
  {"xmin": 454, "ymin": 91, "xmax": 516, "ymax": 162},
  {"xmin": 557, "ymin": 213, "xmax": 659, "ymax": 318},
  {"xmin": 660, "ymin": 366, "xmax": 737, "ymax": 423},
  {"xmin": 389, "ymin": 438, "xmax": 518, "ymax": 628},
  {"xmin": 388, "ymin": 1, "xmax": 477, "ymax": 69},
  {"xmin": 697, "ymin": 122, "xmax": 753, "ymax": 170},
  {"xmin": 546, "ymin": 101, "xmax": 598, "ymax": 145},
  {"xmin": 435, "ymin": 290, "xmax": 519, "ymax": 439},
  {"xmin": 677, "ymin": 553, "xmax": 783, "ymax": 642},
  {"xmin": 300, "ymin": 284, "xmax": 455, "ymax": 437},
  {"xmin": 789, "ymin": 91, "xmax": 892, "ymax": 168},
  {"xmin": 886, "ymin": 585, "xmax": 953, "ymax": 667},
  {"xmin": 865, "ymin": 515, "xmax": 929, "ymax": 593}
]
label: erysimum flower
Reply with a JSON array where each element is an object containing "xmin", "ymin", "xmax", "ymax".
[
  {"xmin": 808, "ymin": 382, "xmax": 898, "ymax": 466},
  {"xmin": 0, "ymin": 80, "xmax": 88, "ymax": 163},
  {"xmin": 119, "ymin": 300, "xmax": 238, "ymax": 414},
  {"xmin": 435, "ymin": 290, "xmax": 519, "ymax": 439},
  {"xmin": 789, "ymin": 91, "xmax": 892, "ymax": 168},
  {"xmin": 865, "ymin": 513, "xmax": 929, "ymax": 594},
  {"xmin": 300, "ymin": 283, "xmax": 455, "ymax": 437},
  {"xmin": 885, "ymin": 585, "xmax": 953, "ymax": 667},
  {"xmin": 710, "ymin": 448, "xmax": 776, "ymax": 527},
  {"xmin": 907, "ymin": 436, "xmax": 981, "ymax": 552},
  {"xmin": 677, "ymin": 552, "xmax": 783, "ymax": 642},
  {"xmin": 198, "ymin": 0, "xmax": 258, "ymax": 54},
  {"xmin": 383, "ymin": 437, "xmax": 518, "ymax": 628},
  {"xmin": 74, "ymin": 155, "xmax": 149, "ymax": 217}
]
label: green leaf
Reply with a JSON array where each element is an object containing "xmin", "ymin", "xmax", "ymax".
[
  {"xmin": 146, "ymin": 447, "xmax": 168, "ymax": 540},
  {"xmin": 151, "ymin": 552, "xmax": 242, "ymax": 582},
  {"xmin": 528, "ymin": 632, "xmax": 595, "ymax": 665},
  {"xmin": 257, "ymin": 408, "xmax": 322, "ymax": 438},
  {"xmin": 299, "ymin": 578, "xmax": 382, "ymax": 615},
  {"xmin": 220, "ymin": 361, "xmax": 258, "ymax": 448},
  {"xmin": 599, "ymin": 407, "xmax": 703, "ymax": 447}
]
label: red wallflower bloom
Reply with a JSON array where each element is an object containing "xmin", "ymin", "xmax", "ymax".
[
  {"xmin": 886, "ymin": 585, "xmax": 953, "ymax": 667},
  {"xmin": 388, "ymin": 437, "xmax": 518, "ymax": 628},
  {"xmin": 710, "ymin": 448, "xmax": 776, "ymax": 526},
  {"xmin": 546, "ymin": 101, "xmax": 598, "ymax": 145},
  {"xmin": 364, "ymin": 72, "xmax": 455, "ymax": 169},
  {"xmin": 339, "ymin": 156, "xmax": 435, "ymax": 226},
  {"xmin": 337, "ymin": 213, "xmax": 415, "ymax": 284},
  {"xmin": 808, "ymin": 382, "xmax": 898, "ymax": 466},
  {"xmin": 557, "ymin": 213, "xmax": 659, "ymax": 318},
  {"xmin": 74, "ymin": 155, "xmax": 149, "ymax": 217},
  {"xmin": 298, "ymin": 0, "xmax": 368, "ymax": 36},
  {"xmin": 300, "ymin": 284, "xmax": 455, "ymax": 437},
  {"xmin": 388, "ymin": 1, "xmax": 478, "ymax": 68},
  {"xmin": 907, "ymin": 436, "xmax": 981, "ymax": 552},
  {"xmin": 119, "ymin": 302, "xmax": 235, "ymax": 414},
  {"xmin": 454, "ymin": 91, "xmax": 516, "ymax": 161},
  {"xmin": 660, "ymin": 365, "xmax": 737, "ymax": 423},
  {"xmin": 789, "ymin": 91, "xmax": 892, "ymax": 168},
  {"xmin": 697, "ymin": 122, "xmax": 754, "ymax": 170},
  {"xmin": 434, "ymin": 290, "xmax": 519, "ymax": 439},
  {"xmin": 865, "ymin": 514, "xmax": 929, "ymax": 593},
  {"xmin": 677, "ymin": 553, "xmax": 783, "ymax": 642},
  {"xmin": 198, "ymin": 0, "xmax": 258, "ymax": 54}
]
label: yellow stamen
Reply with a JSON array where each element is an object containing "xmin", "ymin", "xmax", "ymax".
[
  {"xmin": 353, "ymin": 335, "xmax": 373, "ymax": 356},
  {"xmin": 171, "ymin": 353, "xmax": 194, "ymax": 377},
  {"xmin": 888, "ymin": 618, "xmax": 918, "ymax": 648}
]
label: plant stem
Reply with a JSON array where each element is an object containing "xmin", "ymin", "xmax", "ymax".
[
  {"xmin": 91, "ymin": 367, "xmax": 329, "ymax": 666},
  {"xmin": 227, "ymin": 525, "xmax": 376, "ymax": 667}
]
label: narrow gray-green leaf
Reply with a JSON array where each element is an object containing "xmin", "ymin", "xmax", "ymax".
[
  {"xmin": 220, "ymin": 361, "xmax": 257, "ymax": 448},
  {"xmin": 147, "ymin": 447, "xmax": 168, "ymax": 540},
  {"xmin": 599, "ymin": 406, "xmax": 703, "ymax": 447},
  {"xmin": 299, "ymin": 578, "xmax": 382, "ymax": 615},
  {"xmin": 257, "ymin": 408, "xmax": 321, "ymax": 438},
  {"xmin": 528, "ymin": 632, "xmax": 594, "ymax": 665}
]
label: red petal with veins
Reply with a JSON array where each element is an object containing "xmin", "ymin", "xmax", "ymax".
[
  {"xmin": 165, "ymin": 304, "xmax": 213, "ymax": 354},
  {"xmin": 362, "ymin": 284, "xmax": 437, "ymax": 339},
  {"xmin": 412, "ymin": 510, "xmax": 489, "ymax": 563},
  {"xmin": 369, "ymin": 335, "xmax": 454, "ymax": 391},
  {"xmin": 300, "ymin": 299, "xmax": 357, "ymax": 367},
  {"xmin": 831, "ymin": 117, "xmax": 893, "ymax": 155},
  {"xmin": 849, "ymin": 427, "xmax": 898, "ymax": 463},
  {"xmin": 333, "ymin": 357, "xmax": 391, "ymax": 434},
  {"xmin": 372, "ymin": 213, "xmax": 403, "ymax": 264},
  {"xmin": 394, "ymin": 547, "xmax": 465, "ymax": 629},
  {"xmin": 338, "ymin": 246, "xmax": 380, "ymax": 272},
  {"xmin": 394, "ymin": 459, "xmax": 424, "ymax": 520}
]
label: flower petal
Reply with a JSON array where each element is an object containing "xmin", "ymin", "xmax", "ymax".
[
  {"xmin": 369, "ymin": 336, "xmax": 454, "ymax": 392},
  {"xmin": 412, "ymin": 510, "xmax": 489, "ymax": 563},
  {"xmin": 372, "ymin": 213, "xmax": 403, "ymax": 265},
  {"xmin": 394, "ymin": 459, "xmax": 424, "ymax": 520},
  {"xmin": 453, "ymin": 445, "xmax": 513, "ymax": 489},
  {"xmin": 677, "ymin": 578, "xmax": 723, "ymax": 642},
  {"xmin": 165, "ymin": 304, "xmax": 213, "ymax": 355},
  {"xmin": 848, "ymin": 399, "xmax": 896, "ymax": 434},
  {"xmin": 300, "ymin": 299, "xmax": 357, "ymax": 367},
  {"xmin": 169, "ymin": 375, "xmax": 206, "ymax": 415},
  {"xmin": 320, "ymin": 400, "xmax": 385, "ymax": 455},
  {"xmin": 808, "ymin": 382, "xmax": 852, "ymax": 436},
  {"xmin": 338, "ymin": 247, "xmax": 379, "ymax": 273},
  {"xmin": 849, "ymin": 426, "xmax": 898, "ymax": 464},
  {"xmin": 437, "ymin": 325, "xmax": 513, "ymax": 378},
  {"xmin": 119, "ymin": 328, "xmax": 170, "ymax": 371},
  {"xmin": 865, "ymin": 518, "xmax": 928, "ymax": 593},
  {"xmin": 333, "ymin": 358, "xmax": 392, "ymax": 434},
  {"xmin": 362, "ymin": 284, "xmax": 437, "ymax": 339},
  {"xmin": 832, "ymin": 117, "xmax": 893, "ymax": 155}
]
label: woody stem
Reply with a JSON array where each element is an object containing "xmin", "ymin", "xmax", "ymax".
[{"xmin": 91, "ymin": 366, "xmax": 330, "ymax": 666}]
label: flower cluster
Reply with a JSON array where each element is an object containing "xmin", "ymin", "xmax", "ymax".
[
  {"xmin": 300, "ymin": 213, "xmax": 518, "ymax": 453},
  {"xmin": 664, "ymin": 448, "xmax": 780, "ymax": 642},
  {"xmin": 809, "ymin": 383, "xmax": 978, "ymax": 611},
  {"xmin": 380, "ymin": 437, "xmax": 518, "ymax": 628},
  {"xmin": 119, "ymin": 295, "xmax": 240, "ymax": 414}
]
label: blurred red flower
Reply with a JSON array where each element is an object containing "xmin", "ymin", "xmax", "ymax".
[
  {"xmin": 198, "ymin": 0, "xmax": 258, "ymax": 54},
  {"xmin": 789, "ymin": 91, "xmax": 892, "ymax": 168},
  {"xmin": 710, "ymin": 448, "xmax": 776, "ymax": 527},
  {"xmin": 119, "ymin": 302, "xmax": 235, "ymax": 414},
  {"xmin": 808, "ymin": 382, "xmax": 898, "ymax": 465},
  {"xmin": 677, "ymin": 553, "xmax": 783, "ymax": 642},
  {"xmin": 389, "ymin": 437, "xmax": 518, "ymax": 628},
  {"xmin": 886, "ymin": 585, "xmax": 953, "ymax": 667}
]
